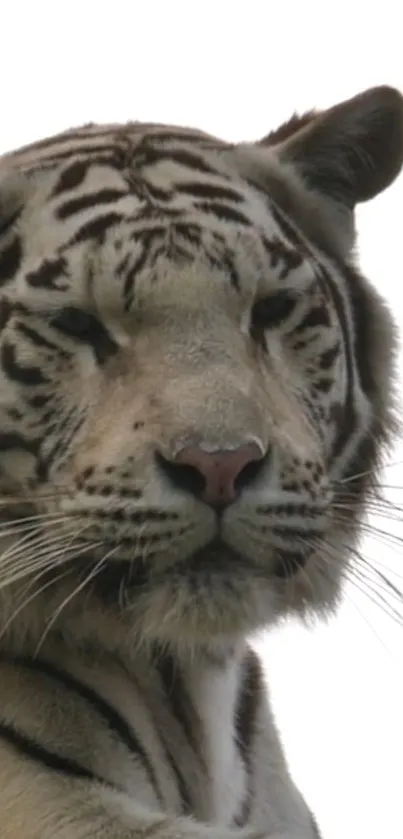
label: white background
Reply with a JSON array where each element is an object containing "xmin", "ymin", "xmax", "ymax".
[{"xmin": 1, "ymin": 3, "xmax": 402, "ymax": 837}]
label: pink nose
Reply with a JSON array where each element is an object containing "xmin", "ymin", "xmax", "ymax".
[{"xmin": 174, "ymin": 442, "xmax": 264, "ymax": 507}]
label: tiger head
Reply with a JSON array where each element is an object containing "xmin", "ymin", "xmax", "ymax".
[{"xmin": 0, "ymin": 86, "xmax": 401, "ymax": 654}]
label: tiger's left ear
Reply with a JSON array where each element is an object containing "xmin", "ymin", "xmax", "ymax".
[
  {"xmin": 227, "ymin": 86, "xmax": 403, "ymax": 256},
  {"xmin": 270, "ymin": 85, "xmax": 403, "ymax": 207}
]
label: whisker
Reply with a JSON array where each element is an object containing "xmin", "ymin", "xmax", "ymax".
[
  {"xmin": 343, "ymin": 542, "xmax": 403, "ymax": 601},
  {"xmin": 0, "ymin": 511, "xmax": 77, "ymax": 530},
  {"xmin": 329, "ymin": 514, "xmax": 403, "ymax": 577},
  {"xmin": 0, "ymin": 523, "xmax": 94, "ymax": 588},
  {"xmin": 0, "ymin": 489, "xmax": 71, "ymax": 506},
  {"xmin": 34, "ymin": 543, "xmax": 119, "ymax": 655},
  {"xmin": 0, "ymin": 530, "xmax": 82, "ymax": 574},
  {"xmin": 344, "ymin": 571, "xmax": 403, "ymax": 629},
  {"xmin": 333, "ymin": 499, "xmax": 403, "ymax": 521},
  {"xmin": 342, "ymin": 587, "xmax": 401, "ymax": 663},
  {"xmin": 0, "ymin": 538, "xmax": 105, "ymax": 645},
  {"xmin": 0, "ymin": 562, "xmax": 76, "ymax": 643},
  {"xmin": 346, "ymin": 562, "xmax": 403, "ymax": 619},
  {"xmin": 0, "ymin": 520, "xmax": 80, "ymax": 565},
  {"xmin": 0, "ymin": 541, "xmax": 81, "ymax": 589},
  {"xmin": 334, "ymin": 458, "xmax": 403, "ymax": 486},
  {"xmin": 317, "ymin": 538, "xmax": 403, "ymax": 627}
]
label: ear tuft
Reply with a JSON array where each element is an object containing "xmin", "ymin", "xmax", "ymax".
[{"xmin": 258, "ymin": 111, "xmax": 317, "ymax": 147}]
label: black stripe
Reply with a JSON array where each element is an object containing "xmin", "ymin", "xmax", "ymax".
[
  {"xmin": 140, "ymin": 183, "xmax": 173, "ymax": 202},
  {"xmin": 36, "ymin": 409, "xmax": 85, "ymax": 480},
  {"xmin": 156, "ymin": 653, "xmax": 205, "ymax": 767},
  {"xmin": 271, "ymin": 526, "xmax": 322, "ymax": 540},
  {"xmin": 234, "ymin": 648, "xmax": 262, "ymax": 827},
  {"xmin": 28, "ymin": 393, "xmax": 50, "ymax": 409},
  {"xmin": 206, "ymin": 249, "xmax": 241, "ymax": 291},
  {"xmin": 11, "ymin": 131, "xmax": 115, "ymax": 155},
  {"xmin": 194, "ymin": 201, "xmax": 251, "ymax": 226},
  {"xmin": 135, "ymin": 129, "xmax": 221, "ymax": 147},
  {"xmin": 0, "ymin": 207, "xmax": 22, "ymax": 239},
  {"xmin": 318, "ymin": 343, "xmax": 340, "ymax": 371},
  {"xmin": 53, "ymin": 156, "xmax": 119, "ymax": 197},
  {"xmin": 3, "ymin": 655, "xmax": 164, "ymax": 806},
  {"xmin": 334, "ymin": 262, "xmax": 386, "ymax": 507},
  {"xmin": 116, "ymin": 254, "xmax": 131, "ymax": 277},
  {"xmin": 0, "ymin": 238, "xmax": 23, "ymax": 285},
  {"xmin": 15, "ymin": 145, "xmax": 121, "ymax": 167},
  {"xmin": 167, "ymin": 149, "xmax": 220, "ymax": 174},
  {"xmin": 224, "ymin": 254, "xmax": 241, "ymax": 290},
  {"xmin": 53, "ymin": 159, "xmax": 92, "ymax": 195},
  {"xmin": 26, "ymin": 257, "xmax": 68, "ymax": 289},
  {"xmin": 16, "ymin": 322, "xmax": 68, "ymax": 355},
  {"xmin": 134, "ymin": 205, "xmax": 179, "ymax": 223},
  {"xmin": 152, "ymin": 652, "xmax": 197, "ymax": 813},
  {"xmin": 262, "ymin": 235, "xmax": 303, "ymax": 278},
  {"xmin": 57, "ymin": 189, "xmax": 127, "ymax": 220},
  {"xmin": 173, "ymin": 223, "xmax": 202, "ymax": 246},
  {"xmin": 66, "ymin": 212, "xmax": 123, "ymax": 247},
  {"xmin": 0, "ymin": 297, "xmax": 12, "ymax": 330},
  {"xmin": 316, "ymin": 265, "xmax": 356, "ymax": 461},
  {"xmin": 0, "ymin": 719, "xmax": 109, "ymax": 786},
  {"xmin": 0, "ymin": 432, "xmax": 38, "ymax": 455},
  {"xmin": 123, "ymin": 231, "xmax": 157, "ymax": 311},
  {"xmin": 175, "ymin": 182, "xmax": 244, "ymax": 203},
  {"xmin": 132, "ymin": 224, "xmax": 168, "ymax": 239},
  {"xmin": 314, "ymin": 376, "xmax": 333, "ymax": 394},
  {"xmin": 295, "ymin": 304, "xmax": 331, "ymax": 331},
  {"xmin": 235, "ymin": 649, "xmax": 261, "ymax": 763},
  {"xmin": 40, "ymin": 408, "xmax": 57, "ymax": 425},
  {"xmin": 1, "ymin": 341, "xmax": 48, "ymax": 385},
  {"xmin": 94, "ymin": 508, "xmax": 178, "ymax": 523},
  {"xmin": 270, "ymin": 202, "xmax": 313, "ymax": 259},
  {"xmin": 345, "ymin": 263, "xmax": 380, "ymax": 401},
  {"xmin": 155, "ymin": 743, "xmax": 191, "ymax": 815},
  {"xmin": 135, "ymin": 146, "xmax": 219, "ymax": 176}
]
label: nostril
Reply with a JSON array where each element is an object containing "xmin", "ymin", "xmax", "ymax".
[
  {"xmin": 234, "ymin": 455, "xmax": 266, "ymax": 493},
  {"xmin": 155, "ymin": 452, "xmax": 206, "ymax": 497}
]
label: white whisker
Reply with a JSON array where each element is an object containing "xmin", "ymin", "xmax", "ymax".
[{"xmin": 34, "ymin": 542, "xmax": 119, "ymax": 656}]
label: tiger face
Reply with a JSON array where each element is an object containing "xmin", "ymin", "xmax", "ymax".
[{"xmin": 0, "ymin": 86, "xmax": 401, "ymax": 650}]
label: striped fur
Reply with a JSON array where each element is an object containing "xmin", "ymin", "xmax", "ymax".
[{"xmin": 0, "ymin": 86, "xmax": 401, "ymax": 838}]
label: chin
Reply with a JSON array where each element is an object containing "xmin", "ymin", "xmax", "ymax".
[{"xmin": 85, "ymin": 537, "xmax": 324, "ymax": 647}]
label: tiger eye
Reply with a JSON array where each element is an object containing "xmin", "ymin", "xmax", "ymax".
[{"xmin": 251, "ymin": 292, "xmax": 296, "ymax": 331}]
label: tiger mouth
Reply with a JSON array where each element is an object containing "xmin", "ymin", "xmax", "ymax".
[
  {"xmin": 185, "ymin": 538, "xmax": 307, "ymax": 578},
  {"xmin": 82, "ymin": 535, "xmax": 308, "ymax": 604},
  {"xmin": 86, "ymin": 537, "xmax": 244, "ymax": 592}
]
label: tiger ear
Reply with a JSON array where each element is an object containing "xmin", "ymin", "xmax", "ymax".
[
  {"xmin": 227, "ymin": 86, "xmax": 403, "ymax": 256},
  {"xmin": 270, "ymin": 85, "xmax": 403, "ymax": 208}
]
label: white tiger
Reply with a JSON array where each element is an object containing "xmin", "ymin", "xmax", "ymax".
[{"xmin": 0, "ymin": 85, "xmax": 401, "ymax": 839}]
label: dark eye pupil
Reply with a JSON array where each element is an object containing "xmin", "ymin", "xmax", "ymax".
[
  {"xmin": 51, "ymin": 307, "xmax": 94, "ymax": 338},
  {"xmin": 251, "ymin": 292, "xmax": 295, "ymax": 331},
  {"xmin": 50, "ymin": 307, "xmax": 117, "ymax": 363}
]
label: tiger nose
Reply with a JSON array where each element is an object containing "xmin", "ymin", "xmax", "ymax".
[{"xmin": 160, "ymin": 442, "xmax": 265, "ymax": 508}]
